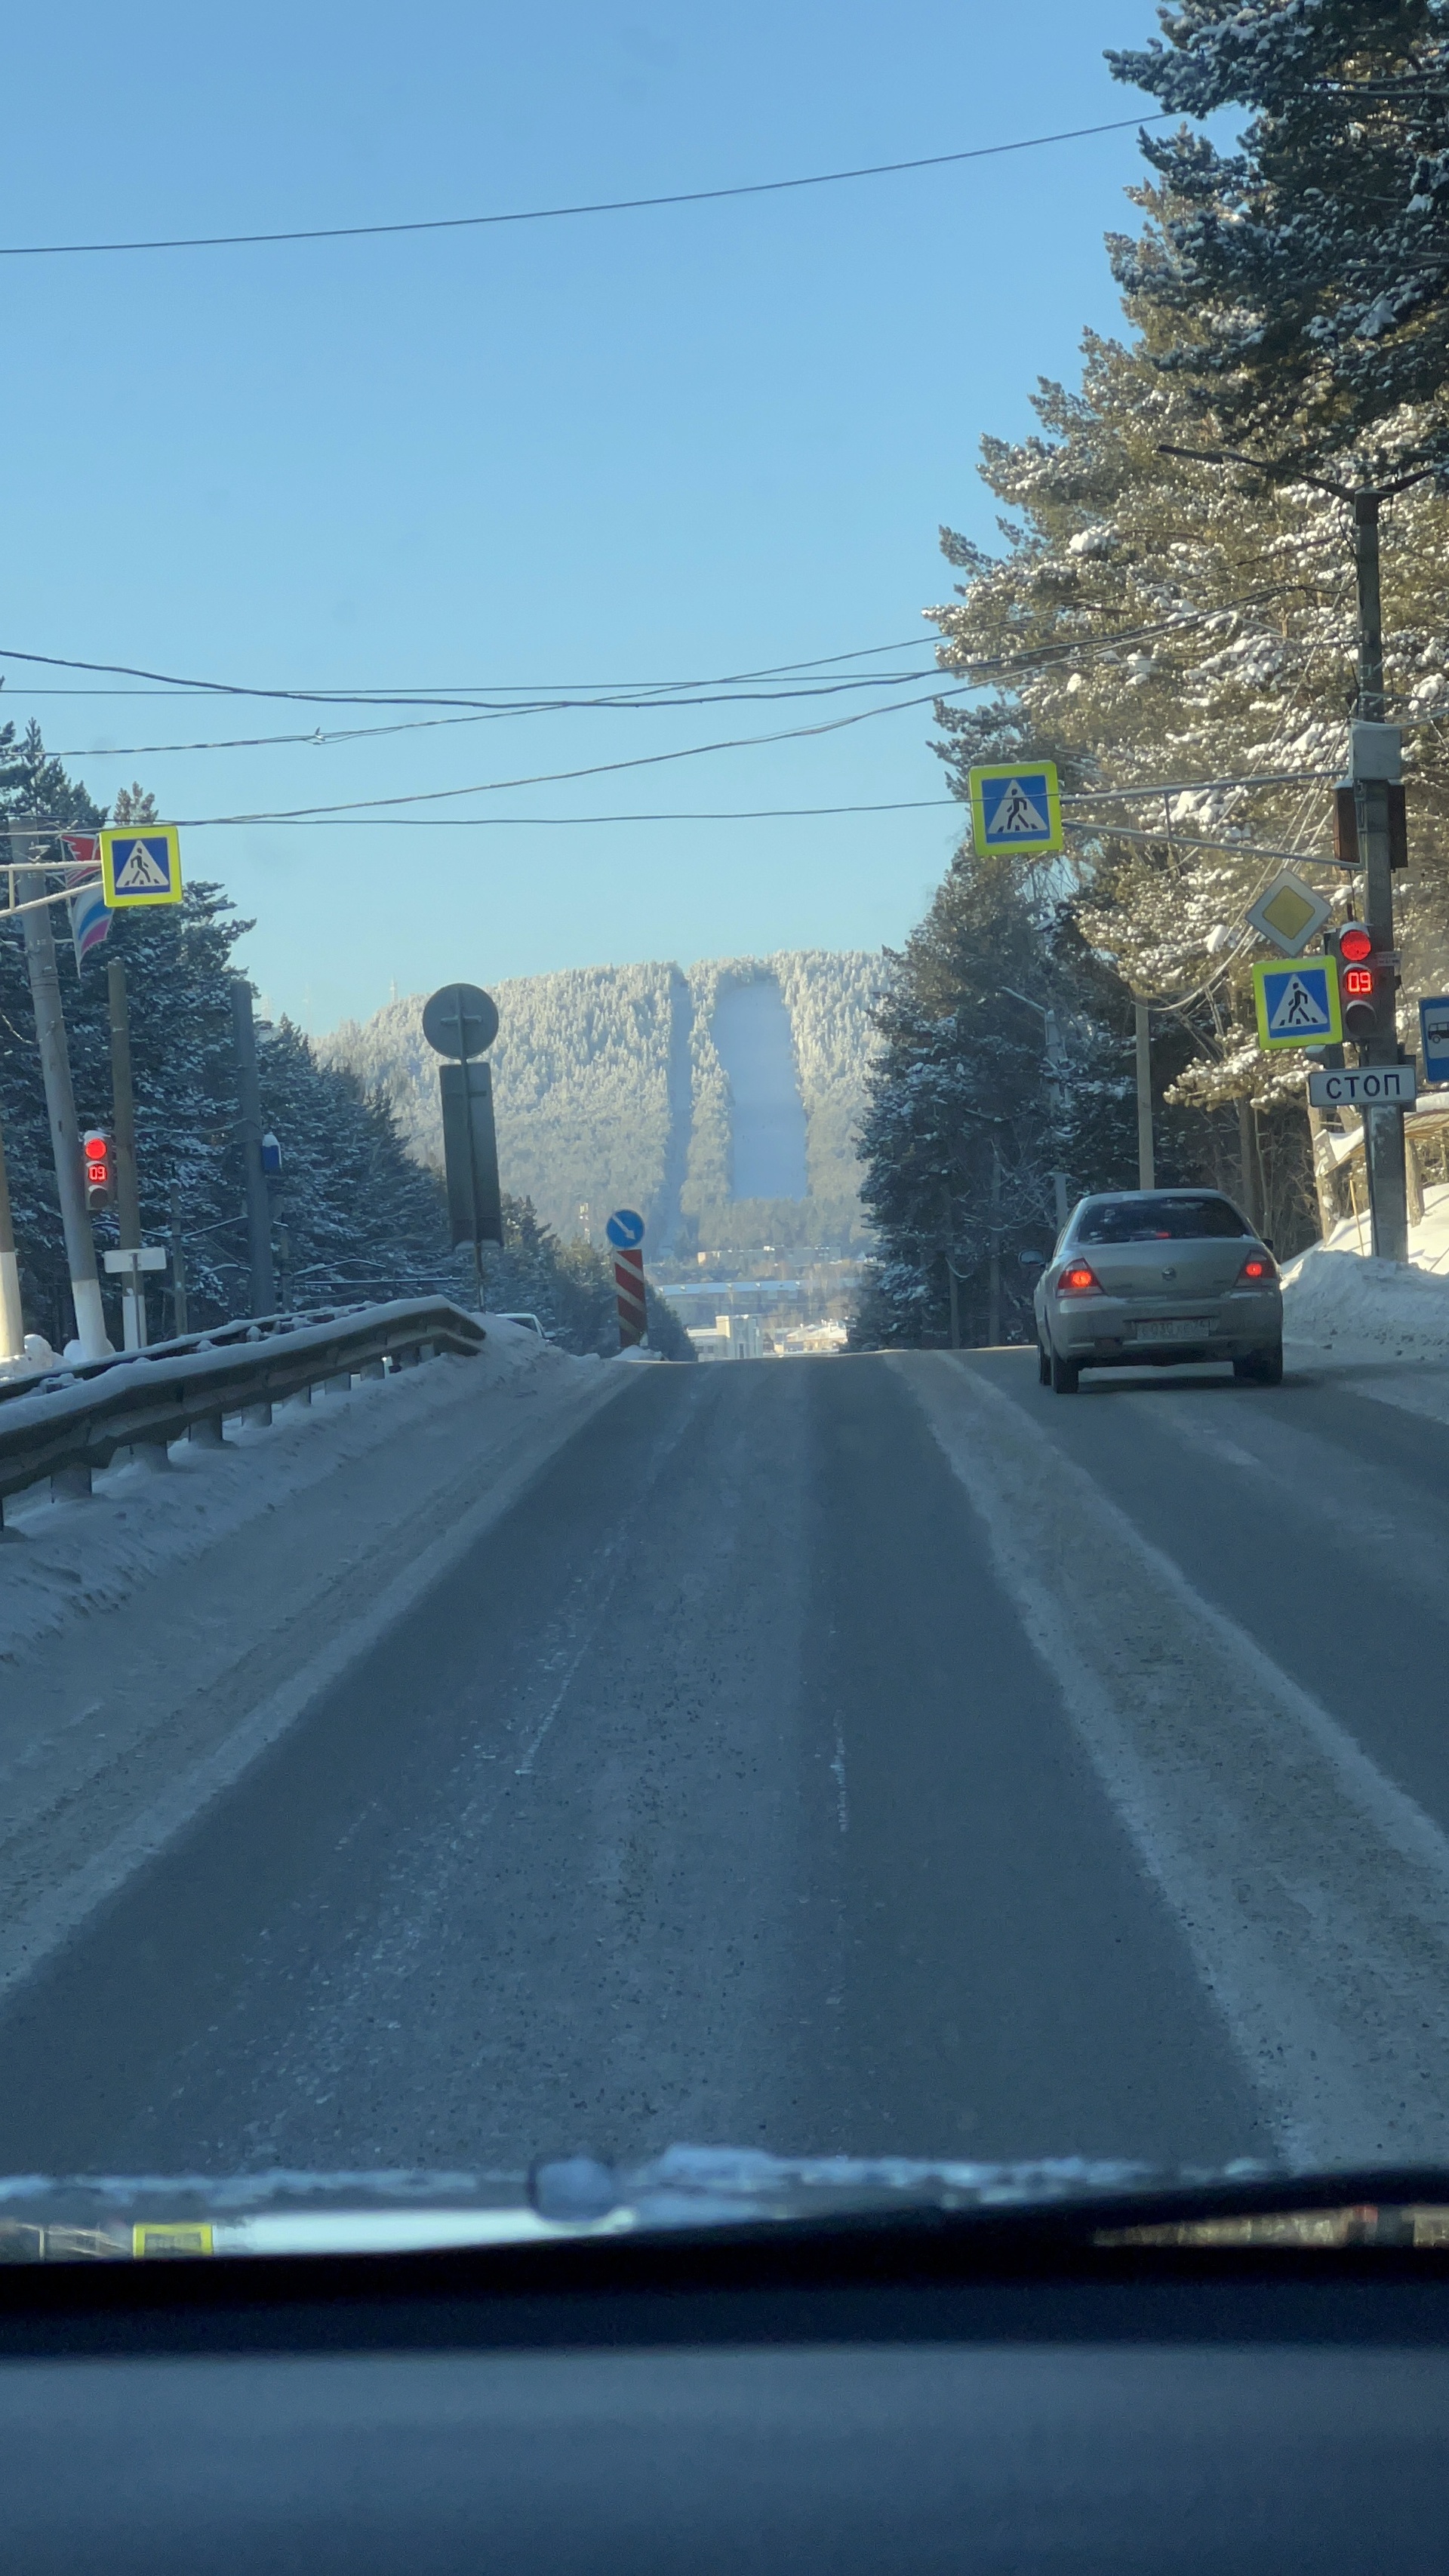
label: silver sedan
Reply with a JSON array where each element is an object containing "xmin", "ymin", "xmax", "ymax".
[{"xmin": 1033, "ymin": 1190, "xmax": 1282, "ymax": 1394}]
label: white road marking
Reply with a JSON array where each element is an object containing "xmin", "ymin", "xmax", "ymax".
[
  {"xmin": 904, "ymin": 1353, "xmax": 1449, "ymax": 2167},
  {"xmin": 831, "ymin": 1722, "xmax": 848, "ymax": 1835}
]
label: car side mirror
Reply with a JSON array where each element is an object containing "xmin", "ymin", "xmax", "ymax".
[
  {"xmin": 1263, "ymin": 1238, "xmax": 1275, "ymax": 1255},
  {"xmin": 1017, "ymin": 1249, "xmax": 1046, "ymax": 1269}
]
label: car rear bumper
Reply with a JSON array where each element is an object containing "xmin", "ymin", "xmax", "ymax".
[{"xmin": 1051, "ymin": 1291, "xmax": 1281, "ymax": 1364}]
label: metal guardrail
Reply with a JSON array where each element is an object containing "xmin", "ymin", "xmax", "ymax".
[{"xmin": 0, "ymin": 1298, "xmax": 487, "ymax": 1519}]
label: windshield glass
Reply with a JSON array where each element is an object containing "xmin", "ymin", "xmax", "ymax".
[
  {"xmin": 2, "ymin": 2, "xmax": 1447, "ymax": 2254},
  {"xmin": 1075, "ymin": 1196, "xmax": 1256, "ymax": 1244}
]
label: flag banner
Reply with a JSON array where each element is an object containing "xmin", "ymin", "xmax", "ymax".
[{"xmin": 59, "ymin": 833, "xmax": 111, "ymax": 971}]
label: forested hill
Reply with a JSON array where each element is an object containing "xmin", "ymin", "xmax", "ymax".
[{"xmin": 320, "ymin": 951, "xmax": 880, "ymax": 1254}]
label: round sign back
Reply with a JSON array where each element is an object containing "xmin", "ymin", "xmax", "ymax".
[
  {"xmin": 422, "ymin": 983, "xmax": 499, "ymax": 1061},
  {"xmin": 605, "ymin": 1208, "xmax": 645, "ymax": 1250}
]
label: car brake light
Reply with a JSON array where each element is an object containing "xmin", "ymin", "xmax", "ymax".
[
  {"xmin": 1238, "ymin": 1253, "xmax": 1277, "ymax": 1283},
  {"xmin": 1060, "ymin": 1263, "xmax": 1101, "ymax": 1294}
]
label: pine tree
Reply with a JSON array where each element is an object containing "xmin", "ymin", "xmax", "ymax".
[
  {"xmin": 0, "ymin": 730, "xmax": 466, "ymax": 1342},
  {"xmin": 851, "ymin": 847, "xmax": 1143, "ymax": 1350},
  {"xmin": 1108, "ymin": 2, "xmax": 1449, "ymax": 472},
  {"xmin": 924, "ymin": 332, "xmax": 1449, "ymax": 1251}
]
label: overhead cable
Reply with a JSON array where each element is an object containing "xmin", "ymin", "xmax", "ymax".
[{"xmin": 0, "ymin": 117, "xmax": 1172, "ymax": 260}]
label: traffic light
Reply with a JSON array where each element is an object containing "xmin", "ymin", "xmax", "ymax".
[
  {"xmin": 82, "ymin": 1128, "xmax": 115, "ymax": 1212},
  {"xmin": 1337, "ymin": 921, "xmax": 1378, "ymax": 1042},
  {"xmin": 1338, "ymin": 920, "xmax": 1378, "ymax": 1043}
]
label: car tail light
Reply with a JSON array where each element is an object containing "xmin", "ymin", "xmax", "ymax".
[
  {"xmin": 1237, "ymin": 1252, "xmax": 1278, "ymax": 1284},
  {"xmin": 1060, "ymin": 1262, "xmax": 1102, "ymax": 1294}
]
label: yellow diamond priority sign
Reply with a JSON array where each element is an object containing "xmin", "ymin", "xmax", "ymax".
[{"xmin": 100, "ymin": 824, "xmax": 183, "ymax": 909}]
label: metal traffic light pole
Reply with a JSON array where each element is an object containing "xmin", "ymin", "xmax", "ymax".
[
  {"xmin": 1158, "ymin": 442, "xmax": 1435, "ymax": 1265},
  {"xmin": 107, "ymin": 957, "xmax": 148, "ymax": 1349},
  {"xmin": 8, "ymin": 826, "xmax": 110, "ymax": 1359},
  {"xmin": 0, "ymin": 1104, "xmax": 24, "ymax": 1362},
  {"xmin": 1350, "ymin": 491, "xmax": 1410, "ymax": 1263}
]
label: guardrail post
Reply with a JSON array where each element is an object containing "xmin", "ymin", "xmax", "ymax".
[
  {"xmin": 322, "ymin": 1371, "xmax": 351, "ymax": 1398},
  {"xmin": 51, "ymin": 1463, "xmax": 92, "ymax": 1500},
  {"xmin": 189, "ymin": 1414, "xmax": 226, "ymax": 1449},
  {"xmin": 245, "ymin": 1399, "xmax": 272, "ymax": 1428},
  {"xmin": 360, "ymin": 1358, "xmax": 386, "ymax": 1380}
]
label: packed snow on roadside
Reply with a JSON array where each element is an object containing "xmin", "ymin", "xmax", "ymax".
[
  {"xmin": 0, "ymin": 1316, "xmax": 605, "ymax": 1664},
  {"xmin": 1282, "ymin": 1182, "xmax": 1449, "ymax": 1368}
]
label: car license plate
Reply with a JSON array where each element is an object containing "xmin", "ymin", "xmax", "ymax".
[{"xmin": 1131, "ymin": 1317, "xmax": 1213, "ymax": 1342}]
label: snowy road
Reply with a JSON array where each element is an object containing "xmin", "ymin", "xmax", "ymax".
[{"xmin": 4, "ymin": 1346, "xmax": 1449, "ymax": 2177}]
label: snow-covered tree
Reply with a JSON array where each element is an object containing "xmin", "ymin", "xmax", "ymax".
[
  {"xmin": 851, "ymin": 845, "xmax": 1151, "ymax": 1349},
  {"xmin": 925, "ymin": 332, "xmax": 1449, "ymax": 1247},
  {"xmin": 1109, "ymin": 1, "xmax": 1449, "ymax": 473},
  {"xmin": 0, "ymin": 731, "xmax": 458, "ymax": 1341}
]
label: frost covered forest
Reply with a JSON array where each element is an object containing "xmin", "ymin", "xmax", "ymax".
[
  {"xmin": 854, "ymin": 0, "xmax": 1449, "ymax": 1352},
  {"xmin": 324, "ymin": 949, "xmax": 878, "ymax": 1254},
  {"xmin": 0, "ymin": 724, "xmax": 688, "ymax": 1359}
]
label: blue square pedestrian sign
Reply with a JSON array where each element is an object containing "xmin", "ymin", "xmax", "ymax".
[
  {"xmin": 1252, "ymin": 956, "xmax": 1343, "ymax": 1051},
  {"xmin": 968, "ymin": 761, "xmax": 1063, "ymax": 859},
  {"xmin": 99, "ymin": 823, "xmax": 183, "ymax": 909},
  {"xmin": 1421, "ymin": 996, "xmax": 1449, "ymax": 1085}
]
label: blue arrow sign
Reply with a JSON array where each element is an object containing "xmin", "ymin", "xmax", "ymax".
[{"xmin": 606, "ymin": 1207, "xmax": 645, "ymax": 1249}]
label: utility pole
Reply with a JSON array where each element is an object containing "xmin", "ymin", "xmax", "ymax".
[
  {"xmin": 11, "ymin": 830, "xmax": 110, "ymax": 1359},
  {"xmin": 1134, "ymin": 1001, "xmax": 1155, "ymax": 1190},
  {"xmin": 1000, "ymin": 986, "xmax": 1071, "ymax": 1226},
  {"xmin": 106, "ymin": 957, "xmax": 146, "ymax": 1349},
  {"xmin": 230, "ymin": 981, "xmax": 275, "ymax": 1317},
  {"xmin": 1159, "ymin": 442, "xmax": 1426, "ymax": 1263},
  {"xmin": 0, "ymin": 1103, "xmax": 24, "ymax": 1361},
  {"xmin": 169, "ymin": 1181, "xmax": 189, "ymax": 1337},
  {"xmin": 1351, "ymin": 491, "xmax": 1409, "ymax": 1262},
  {"xmin": 987, "ymin": 1141, "xmax": 1003, "ymax": 1346}
]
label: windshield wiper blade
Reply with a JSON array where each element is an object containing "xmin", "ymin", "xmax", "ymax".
[{"xmin": 6, "ymin": 2152, "xmax": 1449, "ymax": 2261}]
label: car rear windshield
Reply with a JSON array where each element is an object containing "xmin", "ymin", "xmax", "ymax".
[{"xmin": 1074, "ymin": 1196, "xmax": 1254, "ymax": 1244}]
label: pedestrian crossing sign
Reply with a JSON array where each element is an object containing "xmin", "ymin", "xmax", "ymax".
[
  {"xmin": 1253, "ymin": 955, "xmax": 1343, "ymax": 1051},
  {"xmin": 99, "ymin": 823, "xmax": 183, "ymax": 909},
  {"xmin": 968, "ymin": 760, "xmax": 1063, "ymax": 859}
]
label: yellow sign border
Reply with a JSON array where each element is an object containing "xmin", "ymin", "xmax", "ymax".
[
  {"xmin": 967, "ymin": 760, "xmax": 1063, "ymax": 859},
  {"xmin": 1252, "ymin": 954, "xmax": 1343, "ymax": 1050},
  {"xmin": 100, "ymin": 823, "xmax": 183, "ymax": 909},
  {"xmin": 133, "ymin": 2221, "xmax": 214, "ymax": 2257}
]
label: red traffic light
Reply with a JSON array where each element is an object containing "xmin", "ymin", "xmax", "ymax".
[
  {"xmin": 82, "ymin": 1128, "xmax": 115, "ymax": 1210},
  {"xmin": 1340, "ymin": 921, "xmax": 1374, "ymax": 965}
]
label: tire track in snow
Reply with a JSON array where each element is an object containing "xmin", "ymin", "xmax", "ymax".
[{"xmin": 904, "ymin": 1352, "xmax": 1449, "ymax": 2167}]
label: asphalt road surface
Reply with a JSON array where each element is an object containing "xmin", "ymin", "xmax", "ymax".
[{"xmin": 5, "ymin": 1345, "xmax": 1449, "ymax": 2178}]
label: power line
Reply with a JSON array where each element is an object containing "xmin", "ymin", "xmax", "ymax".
[
  {"xmin": 9, "ymin": 796, "xmax": 963, "ymax": 832},
  {"xmin": 0, "ymin": 635, "xmax": 933, "ymax": 710},
  {"xmin": 41, "ymin": 668, "xmax": 945, "ymax": 758},
  {"xmin": 153, "ymin": 683, "xmax": 977, "ymax": 823},
  {"xmin": 0, "ymin": 117, "xmax": 1171, "ymax": 260}
]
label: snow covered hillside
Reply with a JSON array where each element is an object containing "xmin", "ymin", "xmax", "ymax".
[{"xmin": 320, "ymin": 951, "xmax": 881, "ymax": 1255}]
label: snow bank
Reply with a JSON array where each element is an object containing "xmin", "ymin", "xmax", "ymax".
[
  {"xmin": 1281, "ymin": 1179, "xmax": 1449, "ymax": 1367},
  {"xmin": 0, "ymin": 1314, "xmax": 603, "ymax": 1666},
  {"xmin": 1281, "ymin": 1248, "xmax": 1449, "ymax": 1365}
]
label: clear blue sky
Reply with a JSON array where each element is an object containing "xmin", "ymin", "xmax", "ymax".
[{"xmin": 1, "ymin": 2, "xmax": 1190, "ymax": 1030}]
